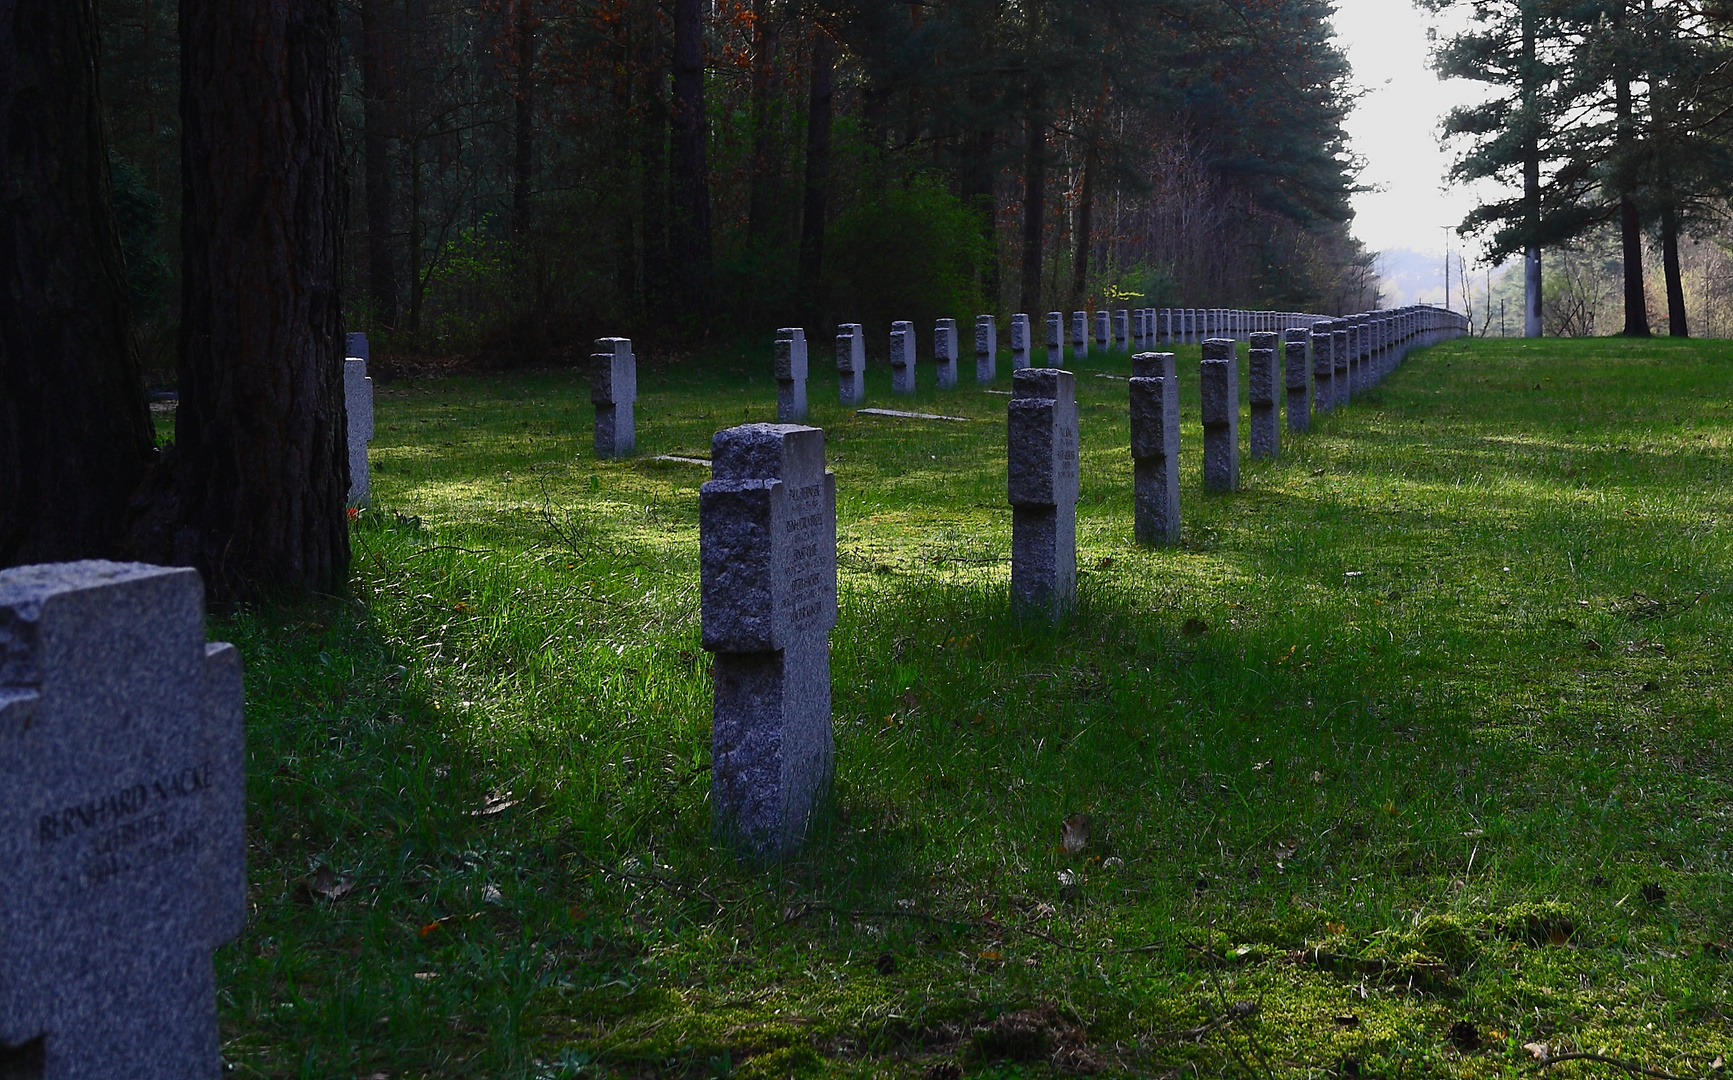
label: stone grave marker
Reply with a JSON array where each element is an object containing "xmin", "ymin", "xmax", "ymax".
[
  {"xmin": 1332, "ymin": 322, "xmax": 1350, "ymax": 406},
  {"xmin": 1045, "ymin": 312, "xmax": 1064, "ymax": 365},
  {"xmin": 774, "ymin": 328, "xmax": 808, "ymax": 422},
  {"xmin": 934, "ymin": 318, "xmax": 959, "ymax": 390},
  {"xmin": 592, "ymin": 337, "xmax": 636, "ymax": 458},
  {"xmin": 836, "ymin": 324, "xmax": 866, "ymax": 405},
  {"xmin": 1131, "ymin": 310, "xmax": 1146, "ymax": 351},
  {"xmin": 344, "ymin": 354, "xmax": 374, "ymax": 507},
  {"xmin": 890, "ymin": 321, "xmax": 917, "ymax": 395},
  {"xmin": 1094, "ymin": 310, "xmax": 1109, "ymax": 351},
  {"xmin": 1007, "ymin": 369, "xmax": 1078, "ymax": 621},
  {"xmin": 1010, "ymin": 314, "xmax": 1031, "ymax": 370},
  {"xmin": 1071, "ymin": 311, "xmax": 1088, "ymax": 364},
  {"xmin": 1248, "ymin": 331, "xmax": 1279, "ymax": 460},
  {"xmin": 1284, "ymin": 328, "xmax": 1311, "ymax": 432},
  {"xmin": 975, "ymin": 315, "xmax": 997, "ymax": 385},
  {"xmin": 1312, "ymin": 321, "xmax": 1335, "ymax": 413},
  {"xmin": 1200, "ymin": 338, "xmax": 1239, "ymax": 492},
  {"xmin": 1129, "ymin": 352, "xmax": 1180, "ymax": 545},
  {"xmin": 0, "ymin": 560, "xmax": 246, "ymax": 1079},
  {"xmin": 1113, "ymin": 309, "xmax": 1129, "ymax": 352},
  {"xmin": 699, "ymin": 425, "xmax": 837, "ymax": 857}
]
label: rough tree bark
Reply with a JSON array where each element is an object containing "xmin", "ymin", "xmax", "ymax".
[
  {"xmin": 959, "ymin": 126, "xmax": 998, "ymax": 310},
  {"xmin": 797, "ymin": 28, "xmax": 833, "ymax": 321},
  {"xmin": 512, "ymin": 0, "xmax": 535, "ymax": 240},
  {"xmin": 671, "ymin": 0, "xmax": 711, "ymax": 312},
  {"xmin": 1612, "ymin": 2, "xmax": 1650, "ymax": 337},
  {"xmin": 171, "ymin": 0, "xmax": 350, "ymax": 599},
  {"xmin": 0, "ymin": 0, "xmax": 155, "ymax": 568},
  {"xmin": 360, "ymin": 0, "xmax": 398, "ymax": 326},
  {"xmin": 1521, "ymin": 0, "xmax": 1542, "ymax": 337},
  {"xmin": 636, "ymin": 0, "xmax": 672, "ymax": 313}
]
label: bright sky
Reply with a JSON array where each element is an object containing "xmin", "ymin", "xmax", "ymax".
[{"xmin": 1333, "ymin": 0, "xmax": 1500, "ymax": 261}]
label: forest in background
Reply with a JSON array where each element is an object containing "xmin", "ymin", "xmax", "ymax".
[{"xmin": 94, "ymin": 0, "xmax": 1374, "ymax": 376}]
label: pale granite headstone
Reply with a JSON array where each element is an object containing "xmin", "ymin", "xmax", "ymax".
[
  {"xmin": 774, "ymin": 328, "xmax": 809, "ymax": 422},
  {"xmin": 344, "ymin": 358, "xmax": 374, "ymax": 507},
  {"xmin": 1312, "ymin": 321, "xmax": 1335, "ymax": 414},
  {"xmin": 1129, "ymin": 352, "xmax": 1180, "ymax": 545},
  {"xmin": 890, "ymin": 321, "xmax": 917, "ymax": 395},
  {"xmin": 1285, "ymin": 328, "xmax": 1311, "ymax": 432},
  {"xmin": 592, "ymin": 337, "xmax": 636, "ymax": 458},
  {"xmin": 1200, "ymin": 339, "xmax": 1239, "ymax": 492},
  {"xmin": 1072, "ymin": 311, "xmax": 1088, "ymax": 364},
  {"xmin": 1007, "ymin": 369, "xmax": 1078, "ymax": 621},
  {"xmin": 0, "ymin": 560, "xmax": 245, "ymax": 1080},
  {"xmin": 1132, "ymin": 310, "xmax": 1146, "ymax": 351},
  {"xmin": 1094, "ymin": 310, "xmax": 1109, "ymax": 351},
  {"xmin": 975, "ymin": 315, "xmax": 997, "ymax": 385},
  {"xmin": 1045, "ymin": 312, "xmax": 1064, "ymax": 365},
  {"xmin": 1248, "ymin": 331, "xmax": 1279, "ymax": 461},
  {"xmin": 1113, "ymin": 309, "xmax": 1129, "ymax": 351},
  {"xmin": 699, "ymin": 425, "xmax": 837, "ymax": 857},
  {"xmin": 836, "ymin": 324, "xmax": 866, "ymax": 405},
  {"xmin": 1010, "ymin": 313, "xmax": 1031, "ymax": 370},
  {"xmin": 1333, "ymin": 322, "xmax": 1351, "ymax": 406},
  {"xmin": 934, "ymin": 318, "xmax": 959, "ymax": 390}
]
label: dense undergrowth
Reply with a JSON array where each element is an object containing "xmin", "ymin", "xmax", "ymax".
[{"xmin": 218, "ymin": 336, "xmax": 1733, "ymax": 1078}]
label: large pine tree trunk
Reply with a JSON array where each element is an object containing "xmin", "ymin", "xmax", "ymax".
[
  {"xmin": 671, "ymin": 0, "xmax": 711, "ymax": 312},
  {"xmin": 173, "ymin": 0, "xmax": 349, "ymax": 599},
  {"xmin": 1660, "ymin": 202, "xmax": 1687, "ymax": 337},
  {"xmin": 360, "ymin": 0, "xmax": 398, "ymax": 327},
  {"xmin": 797, "ymin": 29, "xmax": 832, "ymax": 322},
  {"xmin": 0, "ymin": 0, "xmax": 154, "ymax": 567},
  {"xmin": 959, "ymin": 126, "xmax": 998, "ymax": 310}
]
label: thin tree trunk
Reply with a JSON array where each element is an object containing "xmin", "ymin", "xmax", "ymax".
[
  {"xmin": 1660, "ymin": 202, "xmax": 1686, "ymax": 337},
  {"xmin": 173, "ymin": 0, "xmax": 349, "ymax": 599},
  {"xmin": 360, "ymin": 0, "xmax": 398, "ymax": 327},
  {"xmin": 0, "ymin": 0, "xmax": 154, "ymax": 567},
  {"xmin": 1521, "ymin": 0, "xmax": 1542, "ymax": 337},
  {"xmin": 1071, "ymin": 140, "xmax": 1098, "ymax": 309},
  {"xmin": 746, "ymin": 0, "xmax": 780, "ymax": 245},
  {"xmin": 1612, "ymin": 2, "xmax": 1650, "ymax": 337},
  {"xmin": 637, "ymin": 0, "xmax": 671, "ymax": 314},
  {"xmin": 612, "ymin": 28, "xmax": 634, "ymax": 302},
  {"xmin": 512, "ymin": 0, "xmax": 534, "ymax": 240},
  {"xmin": 404, "ymin": 0, "xmax": 424, "ymax": 337},
  {"xmin": 1018, "ymin": 79, "xmax": 1046, "ymax": 316},
  {"xmin": 960, "ymin": 126, "xmax": 999, "ymax": 310},
  {"xmin": 671, "ymin": 0, "xmax": 711, "ymax": 312},
  {"xmin": 797, "ymin": 28, "xmax": 833, "ymax": 321}
]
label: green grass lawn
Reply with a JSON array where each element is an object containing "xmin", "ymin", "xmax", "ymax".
[{"xmin": 218, "ymin": 335, "xmax": 1733, "ymax": 1078}]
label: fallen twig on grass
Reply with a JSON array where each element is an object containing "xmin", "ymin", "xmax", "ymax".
[{"xmin": 1530, "ymin": 1052, "xmax": 1702, "ymax": 1080}]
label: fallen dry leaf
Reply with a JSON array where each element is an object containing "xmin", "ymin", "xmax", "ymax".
[
  {"xmin": 1060, "ymin": 813, "xmax": 1090, "ymax": 855},
  {"xmin": 305, "ymin": 866, "xmax": 353, "ymax": 903},
  {"xmin": 468, "ymin": 791, "xmax": 519, "ymax": 817},
  {"xmin": 1524, "ymin": 1042, "xmax": 1549, "ymax": 1061}
]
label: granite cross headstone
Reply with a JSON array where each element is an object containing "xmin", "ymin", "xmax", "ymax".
[
  {"xmin": 1010, "ymin": 314, "xmax": 1031, "ymax": 370},
  {"xmin": 1312, "ymin": 322, "xmax": 1335, "ymax": 414},
  {"xmin": 1200, "ymin": 338, "xmax": 1240, "ymax": 492},
  {"xmin": 975, "ymin": 316, "xmax": 997, "ymax": 385},
  {"xmin": 0, "ymin": 560, "xmax": 246, "ymax": 1079},
  {"xmin": 1284, "ymin": 329, "xmax": 1310, "ymax": 432},
  {"xmin": 1129, "ymin": 352, "xmax": 1180, "ymax": 545},
  {"xmin": 1045, "ymin": 312, "xmax": 1064, "ymax": 365},
  {"xmin": 774, "ymin": 328, "xmax": 809, "ymax": 422},
  {"xmin": 1094, "ymin": 310, "xmax": 1109, "ymax": 351},
  {"xmin": 1007, "ymin": 369, "xmax": 1078, "ymax": 621},
  {"xmin": 836, "ymin": 324, "xmax": 866, "ymax": 405},
  {"xmin": 1332, "ymin": 322, "xmax": 1350, "ymax": 406},
  {"xmin": 699, "ymin": 425, "xmax": 837, "ymax": 857},
  {"xmin": 1248, "ymin": 331, "xmax": 1279, "ymax": 461},
  {"xmin": 344, "ymin": 353, "xmax": 374, "ymax": 507},
  {"xmin": 934, "ymin": 318, "xmax": 959, "ymax": 390},
  {"xmin": 592, "ymin": 337, "xmax": 636, "ymax": 458},
  {"xmin": 1072, "ymin": 311, "xmax": 1088, "ymax": 364}
]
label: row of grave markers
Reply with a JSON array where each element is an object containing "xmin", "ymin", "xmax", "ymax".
[
  {"xmin": 698, "ymin": 305, "xmax": 1466, "ymax": 856},
  {"xmin": 0, "ymin": 307, "xmax": 1466, "ymax": 1074}
]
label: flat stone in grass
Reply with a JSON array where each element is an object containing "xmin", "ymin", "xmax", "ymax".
[
  {"xmin": 1312, "ymin": 321, "xmax": 1335, "ymax": 414},
  {"xmin": 1045, "ymin": 312, "xmax": 1064, "ymax": 365},
  {"xmin": 1285, "ymin": 328, "xmax": 1311, "ymax": 432},
  {"xmin": 1007, "ymin": 369, "xmax": 1079, "ymax": 621},
  {"xmin": 774, "ymin": 328, "xmax": 808, "ymax": 422},
  {"xmin": 700, "ymin": 425, "xmax": 837, "ymax": 857},
  {"xmin": 591, "ymin": 337, "xmax": 636, "ymax": 458},
  {"xmin": 345, "ymin": 331, "xmax": 369, "ymax": 361},
  {"xmin": 975, "ymin": 315, "xmax": 997, "ymax": 384},
  {"xmin": 1248, "ymin": 331, "xmax": 1279, "ymax": 461},
  {"xmin": 345, "ymin": 357, "xmax": 373, "ymax": 507},
  {"xmin": 856, "ymin": 408, "xmax": 971, "ymax": 423},
  {"xmin": 1010, "ymin": 314, "xmax": 1031, "ymax": 370},
  {"xmin": 1200, "ymin": 338, "xmax": 1239, "ymax": 492},
  {"xmin": 836, "ymin": 324, "xmax": 866, "ymax": 405},
  {"xmin": 1071, "ymin": 311, "xmax": 1088, "ymax": 364},
  {"xmin": 0, "ymin": 560, "xmax": 245, "ymax": 1079},
  {"xmin": 934, "ymin": 318, "xmax": 959, "ymax": 390},
  {"xmin": 1129, "ymin": 352, "xmax": 1180, "ymax": 545},
  {"xmin": 890, "ymin": 321, "xmax": 917, "ymax": 395}
]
